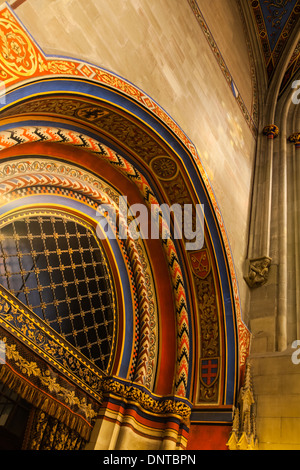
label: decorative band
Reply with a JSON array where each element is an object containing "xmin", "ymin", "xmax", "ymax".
[{"xmin": 101, "ymin": 377, "xmax": 192, "ymax": 420}]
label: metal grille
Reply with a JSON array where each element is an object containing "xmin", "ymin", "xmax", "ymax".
[{"xmin": 0, "ymin": 215, "xmax": 115, "ymax": 372}]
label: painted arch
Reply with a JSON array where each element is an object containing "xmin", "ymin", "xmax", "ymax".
[{"xmin": 0, "ymin": 4, "xmax": 250, "ymax": 444}]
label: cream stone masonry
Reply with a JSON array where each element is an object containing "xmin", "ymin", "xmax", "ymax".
[
  {"xmin": 251, "ymin": 349, "xmax": 300, "ymax": 450},
  {"xmin": 197, "ymin": 0, "xmax": 254, "ymax": 115}
]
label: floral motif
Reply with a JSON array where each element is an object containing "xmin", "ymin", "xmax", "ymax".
[
  {"xmin": 0, "ymin": 289, "xmax": 104, "ymax": 400},
  {"xmin": 1, "ymin": 337, "xmax": 98, "ymax": 420},
  {"xmin": 151, "ymin": 156, "xmax": 178, "ymax": 180},
  {"xmin": 101, "ymin": 378, "xmax": 192, "ymax": 419},
  {"xmin": 0, "ymin": 18, "xmax": 37, "ymax": 76}
]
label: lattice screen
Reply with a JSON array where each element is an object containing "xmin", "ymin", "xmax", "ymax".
[{"xmin": 0, "ymin": 214, "xmax": 116, "ymax": 372}]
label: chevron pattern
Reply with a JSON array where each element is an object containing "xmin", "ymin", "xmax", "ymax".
[
  {"xmin": 116, "ymin": 206, "xmax": 153, "ymax": 387},
  {"xmin": 0, "ymin": 161, "xmax": 150, "ymax": 384},
  {"xmin": 0, "ymin": 127, "xmax": 190, "ymax": 397}
]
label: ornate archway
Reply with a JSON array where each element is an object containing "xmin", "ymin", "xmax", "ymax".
[{"xmin": 0, "ymin": 4, "xmax": 250, "ymax": 450}]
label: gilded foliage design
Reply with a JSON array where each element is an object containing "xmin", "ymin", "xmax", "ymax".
[
  {"xmin": 29, "ymin": 409, "xmax": 85, "ymax": 450},
  {"xmin": 196, "ymin": 272, "xmax": 220, "ymax": 403},
  {"xmin": 1, "ymin": 337, "xmax": 97, "ymax": 420},
  {"xmin": 0, "ymin": 290, "xmax": 104, "ymax": 400},
  {"xmin": 0, "ymin": 291, "xmax": 189, "ymax": 421},
  {"xmin": 101, "ymin": 378, "xmax": 192, "ymax": 420}
]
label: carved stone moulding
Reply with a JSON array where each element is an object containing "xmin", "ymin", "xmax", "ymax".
[{"xmin": 244, "ymin": 256, "xmax": 272, "ymax": 288}]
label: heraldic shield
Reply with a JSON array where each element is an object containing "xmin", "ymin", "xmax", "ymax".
[
  {"xmin": 189, "ymin": 248, "xmax": 211, "ymax": 279},
  {"xmin": 200, "ymin": 358, "xmax": 220, "ymax": 388}
]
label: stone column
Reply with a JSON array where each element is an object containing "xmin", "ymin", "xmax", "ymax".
[
  {"xmin": 288, "ymin": 132, "xmax": 300, "ymax": 340},
  {"xmin": 245, "ymin": 124, "xmax": 280, "ymax": 352},
  {"xmin": 244, "ymin": 125, "xmax": 279, "ymax": 290}
]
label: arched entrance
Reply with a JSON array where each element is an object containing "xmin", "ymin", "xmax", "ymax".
[{"xmin": 0, "ymin": 4, "xmax": 249, "ymax": 450}]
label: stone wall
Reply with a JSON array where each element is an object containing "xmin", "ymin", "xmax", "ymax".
[{"xmin": 251, "ymin": 349, "xmax": 300, "ymax": 449}]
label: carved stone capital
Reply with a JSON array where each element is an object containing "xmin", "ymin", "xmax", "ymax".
[
  {"xmin": 244, "ymin": 256, "xmax": 272, "ymax": 288},
  {"xmin": 288, "ymin": 133, "xmax": 300, "ymax": 148},
  {"xmin": 263, "ymin": 125, "xmax": 279, "ymax": 139}
]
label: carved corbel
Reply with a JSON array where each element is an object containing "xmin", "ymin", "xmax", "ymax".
[{"xmin": 244, "ymin": 256, "xmax": 272, "ymax": 288}]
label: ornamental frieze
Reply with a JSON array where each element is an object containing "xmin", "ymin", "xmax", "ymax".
[
  {"xmin": 101, "ymin": 377, "xmax": 192, "ymax": 420},
  {"xmin": 0, "ymin": 97, "xmax": 166, "ymax": 164}
]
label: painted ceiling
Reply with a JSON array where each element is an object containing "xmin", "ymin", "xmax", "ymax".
[{"xmin": 250, "ymin": 0, "xmax": 300, "ymax": 88}]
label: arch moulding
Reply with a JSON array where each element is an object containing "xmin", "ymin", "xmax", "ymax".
[{"xmin": 0, "ymin": 3, "xmax": 250, "ymax": 450}]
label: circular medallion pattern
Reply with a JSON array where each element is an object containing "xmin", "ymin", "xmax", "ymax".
[{"xmin": 151, "ymin": 156, "xmax": 178, "ymax": 180}]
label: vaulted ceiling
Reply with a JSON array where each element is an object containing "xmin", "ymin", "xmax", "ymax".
[{"xmin": 250, "ymin": 0, "xmax": 300, "ymax": 93}]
